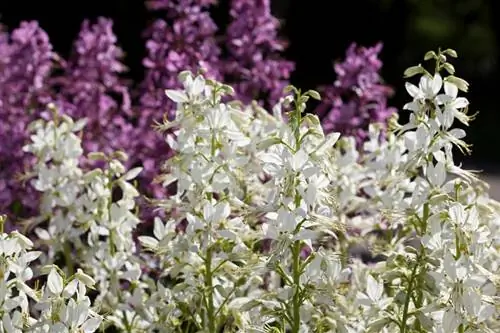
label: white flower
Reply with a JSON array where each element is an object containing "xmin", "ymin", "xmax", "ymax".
[
  {"xmin": 11, "ymin": 56, "xmax": 499, "ymax": 333},
  {"xmin": 404, "ymin": 73, "xmax": 443, "ymax": 108},
  {"xmin": 436, "ymin": 81, "xmax": 470, "ymax": 127},
  {"xmin": 356, "ymin": 275, "xmax": 392, "ymax": 310},
  {"xmin": 442, "ymin": 308, "xmax": 461, "ymax": 333},
  {"xmin": 426, "ymin": 161, "xmax": 447, "ymax": 187},
  {"xmin": 47, "ymin": 269, "xmax": 64, "ymax": 295},
  {"xmin": 263, "ymin": 207, "xmax": 316, "ymax": 247},
  {"xmin": 448, "ymin": 203, "xmax": 479, "ymax": 233},
  {"xmin": 203, "ymin": 201, "xmax": 231, "ymax": 225}
]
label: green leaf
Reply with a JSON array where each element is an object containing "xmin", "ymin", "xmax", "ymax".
[
  {"xmin": 11, "ymin": 200, "xmax": 23, "ymax": 216},
  {"xmin": 256, "ymin": 137, "xmax": 282, "ymax": 150},
  {"xmin": 416, "ymin": 311, "xmax": 434, "ymax": 331},
  {"xmin": 215, "ymin": 284, "xmax": 229, "ymax": 298},
  {"xmin": 404, "ymin": 245, "xmax": 420, "ymax": 255},
  {"xmin": 239, "ymin": 299, "xmax": 261, "ymax": 312},
  {"xmin": 367, "ymin": 318, "xmax": 391, "ymax": 332}
]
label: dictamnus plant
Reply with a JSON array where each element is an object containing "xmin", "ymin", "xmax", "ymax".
[{"xmin": 1, "ymin": 49, "xmax": 496, "ymax": 333}]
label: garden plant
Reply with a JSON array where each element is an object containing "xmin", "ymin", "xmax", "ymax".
[
  {"xmin": 0, "ymin": 0, "xmax": 394, "ymax": 228},
  {"xmin": 0, "ymin": 47, "xmax": 498, "ymax": 333}
]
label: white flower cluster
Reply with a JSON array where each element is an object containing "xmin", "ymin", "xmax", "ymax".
[
  {"xmin": 18, "ymin": 108, "xmax": 144, "ymax": 331},
  {"xmin": 0, "ymin": 49, "xmax": 498, "ymax": 333},
  {"xmin": 0, "ymin": 215, "xmax": 101, "ymax": 332}
]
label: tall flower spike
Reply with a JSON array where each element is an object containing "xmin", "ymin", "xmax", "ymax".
[
  {"xmin": 137, "ymin": 0, "xmax": 221, "ymax": 207},
  {"xmin": 141, "ymin": 0, "xmax": 220, "ymax": 118},
  {"xmin": 53, "ymin": 17, "xmax": 133, "ymax": 164},
  {"xmin": 315, "ymin": 43, "xmax": 396, "ymax": 148},
  {"xmin": 223, "ymin": 0, "xmax": 295, "ymax": 108},
  {"xmin": 0, "ymin": 21, "xmax": 54, "ymax": 224}
]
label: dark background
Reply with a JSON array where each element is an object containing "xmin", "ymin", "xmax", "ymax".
[{"xmin": 1, "ymin": 0, "xmax": 498, "ymax": 171}]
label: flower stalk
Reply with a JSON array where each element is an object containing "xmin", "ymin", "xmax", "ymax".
[
  {"xmin": 291, "ymin": 240, "xmax": 302, "ymax": 333},
  {"xmin": 204, "ymin": 246, "xmax": 216, "ymax": 333}
]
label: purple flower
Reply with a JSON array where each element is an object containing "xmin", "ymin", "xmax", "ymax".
[
  {"xmin": 145, "ymin": 0, "xmax": 217, "ymax": 13},
  {"xmin": 300, "ymin": 244, "xmax": 312, "ymax": 260},
  {"xmin": 0, "ymin": 21, "xmax": 54, "ymax": 224},
  {"xmin": 52, "ymin": 17, "xmax": 134, "ymax": 167},
  {"xmin": 223, "ymin": 0, "xmax": 294, "ymax": 107},
  {"xmin": 315, "ymin": 43, "xmax": 396, "ymax": 147},
  {"xmin": 137, "ymin": 0, "xmax": 222, "ymax": 212},
  {"xmin": 141, "ymin": 0, "xmax": 221, "ymax": 118},
  {"xmin": 136, "ymin": 0, "xmax": 295, "ymax": 219}
]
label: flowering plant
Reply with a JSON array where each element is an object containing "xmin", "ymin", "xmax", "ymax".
[
  {"xmin": 1, "ymin": 0, "xmax": 297, "ymax": 224},
  {"xmin": 314, "ymin": 42, "xmax": 396, "ymax": 147},
  {"xmin": 0, "ymin": 21, "xmax": 53, "ymax": 222},
  {"xmin": 1, "ymin": 49, "xmax": 498, "ymax": 333},
  {"xmin": 0, "ymin": 2, "xmax": 394, "ymax": 231}
]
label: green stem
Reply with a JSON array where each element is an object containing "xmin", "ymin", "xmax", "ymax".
[
  {"xmin": 401, "ymin": 261, "xmax": 418, "ymax": 333},
  {"xmin": 455, "ymin": 231, "xmax": 461, "ymax": 259},
  {"xmin": 204, "ymin": 247, "xmax": 216, "ymax": 333},
  {"xmin": 412, "ymin": 203, "xmax": 429, "ymax": 333},
  {"xmin": 401, "ymin": 247, "xmax": 427, "ymax": 333},
  {"xmin": 109, "ymin": 230, "xmax": 116, "ymax": 257},
  {"xmin": 291, "ymin": 93, "xmax": 302, "ymax": 149},
  {"xmin": 291, "ymin": 240, "xmax": 302, "ymax": 333},
  {"xmin": 107, "ymin": 169, "xmax": 116, "ymax": 257},
  {"xmin": 422, "ymin": 203, "xmax": 429, "ymax": 233},
  {"xmin": 211, "ymin": 131, "xmax": 216, "ymax": 156},
  {"xmin": 414, "ymin": 274, "xmax": 424, "ymax": 333},
  {"xmin": 63, "ymin": 241, "xmax": 74, "ymax": 276},
  {"xmin": 214, "ymin": 285, "xmax": 237, "ymax": 317},
  {"xmin": 121, "ymin": 309, "xmax": 133, "ymax": 333}
]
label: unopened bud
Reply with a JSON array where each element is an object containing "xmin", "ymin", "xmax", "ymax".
[
  {"xmin": 445, "ymin": 76, "xmax": 469, "ymax": 92},
  {"xmin": 424, "ymin": 51, "xmax": 437, "ymax": 61},
  {"xmin": 403, "ymin": 65, "xmax": 424, "ymax": 78}
]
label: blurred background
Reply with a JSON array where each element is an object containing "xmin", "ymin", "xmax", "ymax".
[{"xmin": 1, "ymin": 0, "xmax": 499, "ymax": 177}]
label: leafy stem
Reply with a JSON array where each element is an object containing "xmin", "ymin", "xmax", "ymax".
[
  {"xmin": 204, "ymin": 246, "xmax": 216, "ymax": 333},
  {"xmin": 290, "ymin": 240, "xmax": 302, "ymax": 333},
  {"xmin": 401, "ymin": 202, "xmax": 429, "ymax": 333},
  {"xmin": 63, "ymin": 241, "xmax": 74, "ymax": 276},
  {"xmin": 400, "ymin": 248, "xmax": 423, "ymax": 333}
]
